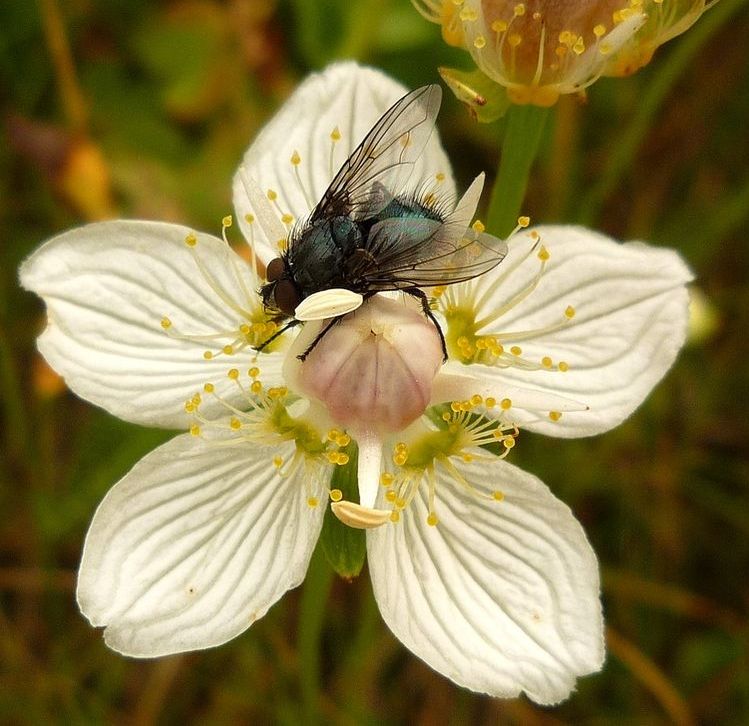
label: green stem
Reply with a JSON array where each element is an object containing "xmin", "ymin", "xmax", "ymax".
[
  {"xmin": 298, "ymin": 546, "xmax": 334, "ymax": 725},
  {"xmin": 485, "ymin": 103, "xmax": 550, "ymax": 238},
  {"xmin": 576, "ymin": 0, "xmax": 747, "ymax": 226}
]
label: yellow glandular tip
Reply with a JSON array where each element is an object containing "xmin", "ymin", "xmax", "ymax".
[
  {"xmin": 492, "ymin": 490, "xmax": 505, "ymax": 501},
  {"xmin": 190, "ymin": 424, "xmax": 201, "ymax": 436},
  {"xmin": 549, "ymin": 410, "xmax": 562, "ymax": 422},
  {"xmin": 185, "ymin": 233, "xmax": 197, "ymax": 247},
  {"xmin": 203, "ymin": 382, "xmax": 215, "ymax": 393},
  {"xmin": 222, "ymin": 215, "xmax": 232, "ymax": 228},
  {"xmin": 330, "ymin": 488, "xmax": 343, "ymax": 502},
  {"xmin": 244, "ymin": 213, "xmax": 255, "ymax": 224},
  {"xmin": 160, "ymin": 317, "xmax": 171, "ymax": 329},
  {"xmin": 307, "ymin": 497, "xmax": 319, "ymax": 508},
  {"xmin": 426, "ymin": 513, "xmax": 439, "ymax": 527}
]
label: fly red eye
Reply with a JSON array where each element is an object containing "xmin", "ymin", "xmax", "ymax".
[
  {"xmin": 266, "ymin": 257, "xmax": 285, "ymax": 282},
  {"xmin": 274, "ymin": 279, "xmax": 301, "ymax": 317}
]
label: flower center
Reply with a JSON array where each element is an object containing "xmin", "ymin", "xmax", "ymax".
[
  {"xmin": 160, "ymin": 219, "xmax": 290, "ymax": 357},
  {"xmin": 287, "ymin": 296, "xmax": 444, "ymax": 437},
  {"xmin": 438, "ymin": 230, "xmax": 574, "ymax": 374},
  {"xmin": 185, "ymin": 363, "xmax": 351, "ymax": 508},
  {"xmin": 380, "ymin": 395, "xmax": 518, "ymax": 525}
]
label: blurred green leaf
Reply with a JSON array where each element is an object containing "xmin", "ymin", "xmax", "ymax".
[{"xmin": 319, "ymin": 441, "xmax": 366, "ymax": 579}]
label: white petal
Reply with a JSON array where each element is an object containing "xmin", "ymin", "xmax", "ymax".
[
  {"xmin": 462, "ymin": 226, "xmax": 692, "ymax": 437},
  {"xmin": 77, "ymin": 431, "xmax": 325, "ymax": 657},
  {"xmin": 368, "ymin": 458, "xmax": 603, "ymax": 704},
  {"xmin": 20, "ymin": 220, "xmax": 285, "ymax": 429},
  {"xmin": 233, "ymin": 62, "xmax": 456, "ymax": 264},
  {"xmin": 294, "ymin": 288, "xmax": 363, "ymax": 321}
]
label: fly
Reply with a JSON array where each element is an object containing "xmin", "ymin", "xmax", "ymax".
[{"xmin": 256, "ymin": 84, "xmax": 507, "ymax": 361}]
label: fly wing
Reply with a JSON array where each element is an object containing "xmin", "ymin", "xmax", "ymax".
[
  {"xmin": 312, "ymin": 85, "xmax": 442, "ymax": 221},
  {"xmin": 357, "ymin": 217, "xmax": 508, "ymax": 290}
]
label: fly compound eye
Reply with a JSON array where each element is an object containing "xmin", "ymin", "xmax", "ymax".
[
  {"xmin": 266, "ymin": 257, "xmax": 285, "ymax": 282},
  {"xmin": 274, "ymin": 279, "xmax": 302, "ymax": 317}
]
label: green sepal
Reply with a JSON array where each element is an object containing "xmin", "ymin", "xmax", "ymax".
[
  {"xmin": 319, "ymin": 441, "xmax": 366, "ymax": 580},
  {"xmin": 438, "ymin": 66, "xmax": 510, "ymax": 124}
]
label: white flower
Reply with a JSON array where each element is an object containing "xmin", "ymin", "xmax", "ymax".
[{"xmin": 19, "ymin": 62, "xmax": 691, "ymax": 704}]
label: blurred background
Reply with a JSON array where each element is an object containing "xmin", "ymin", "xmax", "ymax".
[{"xmin": 2, "ymin": 0, "xmax": 749, "ymax": 723}]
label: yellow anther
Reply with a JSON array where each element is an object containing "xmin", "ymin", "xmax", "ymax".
[
  {"xmin": 485, "ymin": 396, "xmax": 497, "ymax": 408},
  {"xmin": 470, "ymin": 394, "xmax": 483, "ymax": 406},
  {"xmin": 442, "ymin": 412, "xmax": 451, "ymax": 421},
  {"xmin": 393, "ymin": 453, "xmax": 408, "ymax": 466},
  {"xmin": 491, "ymin": 19, "xmax": 508, "ymax": 32},
  {"xmin": 337, "ymin": 434, "xmax": 350, "ymax": 447},
  {"xmin": 239, "ymin": 324, "xmax": 251, "ymax": 336},
  {"xmin": 281, "ymin": 213, "xmax": 294, "ymax": 225},
  {"xmin": 184, "ymin": 401, "xmax": 195, "ymax": 413},
  {"xmin": 337, "ymin": 453, "xmax": 350, "ymax": 466},
  {"xmin": 244, "ymin": 213, "xmax": 255, "ymax": 224},
  {"xmin": 558, "ymin": 361, "xmax": 570, "ymax": 372},
  {"xmin": 307, "ymin": 497, "xmax": 319, "ymax": 508},
  {"xmin": 473, "ymin": 35, "xmax": 486, "ymax": 49},
  {"xmin": 222, "ymin": 345, "xmax": 234, "ymax": 356},
  {"xmin": 160, "ymin": 316, "xmax": 172, "ymax": 329},
  {"xmin": 192, "ymin": 393, "xmax": 201, "ymax": 405},
  {"xmin": 395, "ymin": 442, "xmax": 408, "ymax": 453},
  {"xmin": 248, "ymin": 366, "xmax": 260, "ymax": 378},
  {"xmin": 203, "ymin": 351, "xmax": 213, "ymax": 360},
  {"xmin": 573, "ymin": 37, "xmax": 585, "ymax": 55},
  {"xmin": 184, "ymin": 233, "xmax": 197, "ymax": 247},
  {"xmin": 327, "ymin": 428, "xmax": 342, "ymax": 441},
  {"xmin": 549, "ymin": 410, "xmax": 563, "ymax": 422},
  {"xmin": 459, "ymin": 6, "xmax": 477, "ymax": 21},
  {"xmin": 230, "ymin": 417, "xmax": 241, "ymax": 431},
  {"xmin": 508, "ymin": 33, "xmax": 522, "ymax": 48},
  {"xmin": 203, "ymin": 382, "xmax": 215, "ymax": 393},
  {"xmin": 492, "ymin": 490, "xmax": 505, "ymax": 501},
  {"xmin": 326, "ymin": 452, "xmax": 339, "ymax": 464},
  {"xmin": 542, "ymin": 356, "xmax": 553, "ymax": 368},
  {"xmin": 266, "ymin": 189, "xmax": 277, "ymax": 201},
  {"xmin": 532, "ymin": 11, "xmax": 541, "ymax": 20},
  {"xmin": 503, "ymin": 436, "xmax": 516, "ymax": 449},
  {"xmin": 380, "ymin": 472, "xmax": 394, "ymax": 487},
  {"xmin": 427, "ymin": 513, "xmax": 439, "ymax": 526},
  {"xmin": 227, "ymin": 368, "xmax": 239, "ymax": 380},
  {"xmin": 565, "ymin": 305, "xmax": 576, "ymax": 319},
  {"xmin": 250, "ymin": 380, "xmax": 262, "ymax": 395},
  {"xmin": 514, "ymin": 3, "xmax": 525, "ymax": 16},
  {"xmin": 386, "ymin": 490, "xmax": 397, "ymax": 503},
  {"xmin": 594, "ymin": 24, "xmax": 606, "ymax": 37},
  {"xmin": 450, "ymin": 401, "xmax": 461, "ymax": 412},
  {"xmin": 330, "ymin": 126, "xmax": 341, "ymax": 141},
  {"xmin": 222, "ymin": 215, "xmax": 233, "ymax": 228},
  {"xmin": 510, "ymin": 346, "xmax": 522, "ymax": 356},
  {"xmin": 273, "ymin": 455, "xmax": 283, "ymax": 468},
  {"xmin": 190, "ymin": 424, "xmax": 201, "ymax": 436},
  {"xmin": 537, "ymin": 245, "xmax": 550, "ymax": 261},
  {"xmin": 559, "ymin": 30, "xmax": 572, "ymax": 44},
  {"xmin": 290, "ymin": 150, "xmax": 301, "ymax": 166},
  {"xmin": 517, "ymin": 216, "xmax": 530, "ymax": 228},
  {"xmin": 330, "ymin": 488, "xmax": 343, "ymax": 502},
  {"xmin": 472, "ymin": 220, "xmax": 486, "ymax": 233},
  {"xmin": 389, "ymin": 511, "xmax": 400, "ymax": 523},
  {"xmin": 395, "ymin": 497, "xmax": 407, "ymax": 509},
  {"xmin": 500, "ymin": 398, "xmax": 512, "ymax": 410}
]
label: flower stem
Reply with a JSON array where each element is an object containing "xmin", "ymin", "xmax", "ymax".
[
  {"xmin": 298, "ymin": 546, "xmax": 334, "ymax": 724},
  {"xmin": 486, "ymin": 103, "xmax": 550, "ymax": 238}
]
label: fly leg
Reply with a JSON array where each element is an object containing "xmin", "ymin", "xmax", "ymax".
[
  {"xmin": 405, "ymin": 288, "xmax": 448, "ymax": 362},
  {"xmin": 254, "ymin": 318, "xmax": 301, "ymax": 353},
  {"xmin": 297, "ymin": 315, "xmax": 343, "ymax": 361},
  {"xmin": 298, "ymin": 291, "xmax": 376, "ymax": 361}
]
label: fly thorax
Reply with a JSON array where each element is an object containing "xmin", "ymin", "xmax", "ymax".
[{"xmin": 284, "ymin": 296, "xmax": 443, "ymax": 437}]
